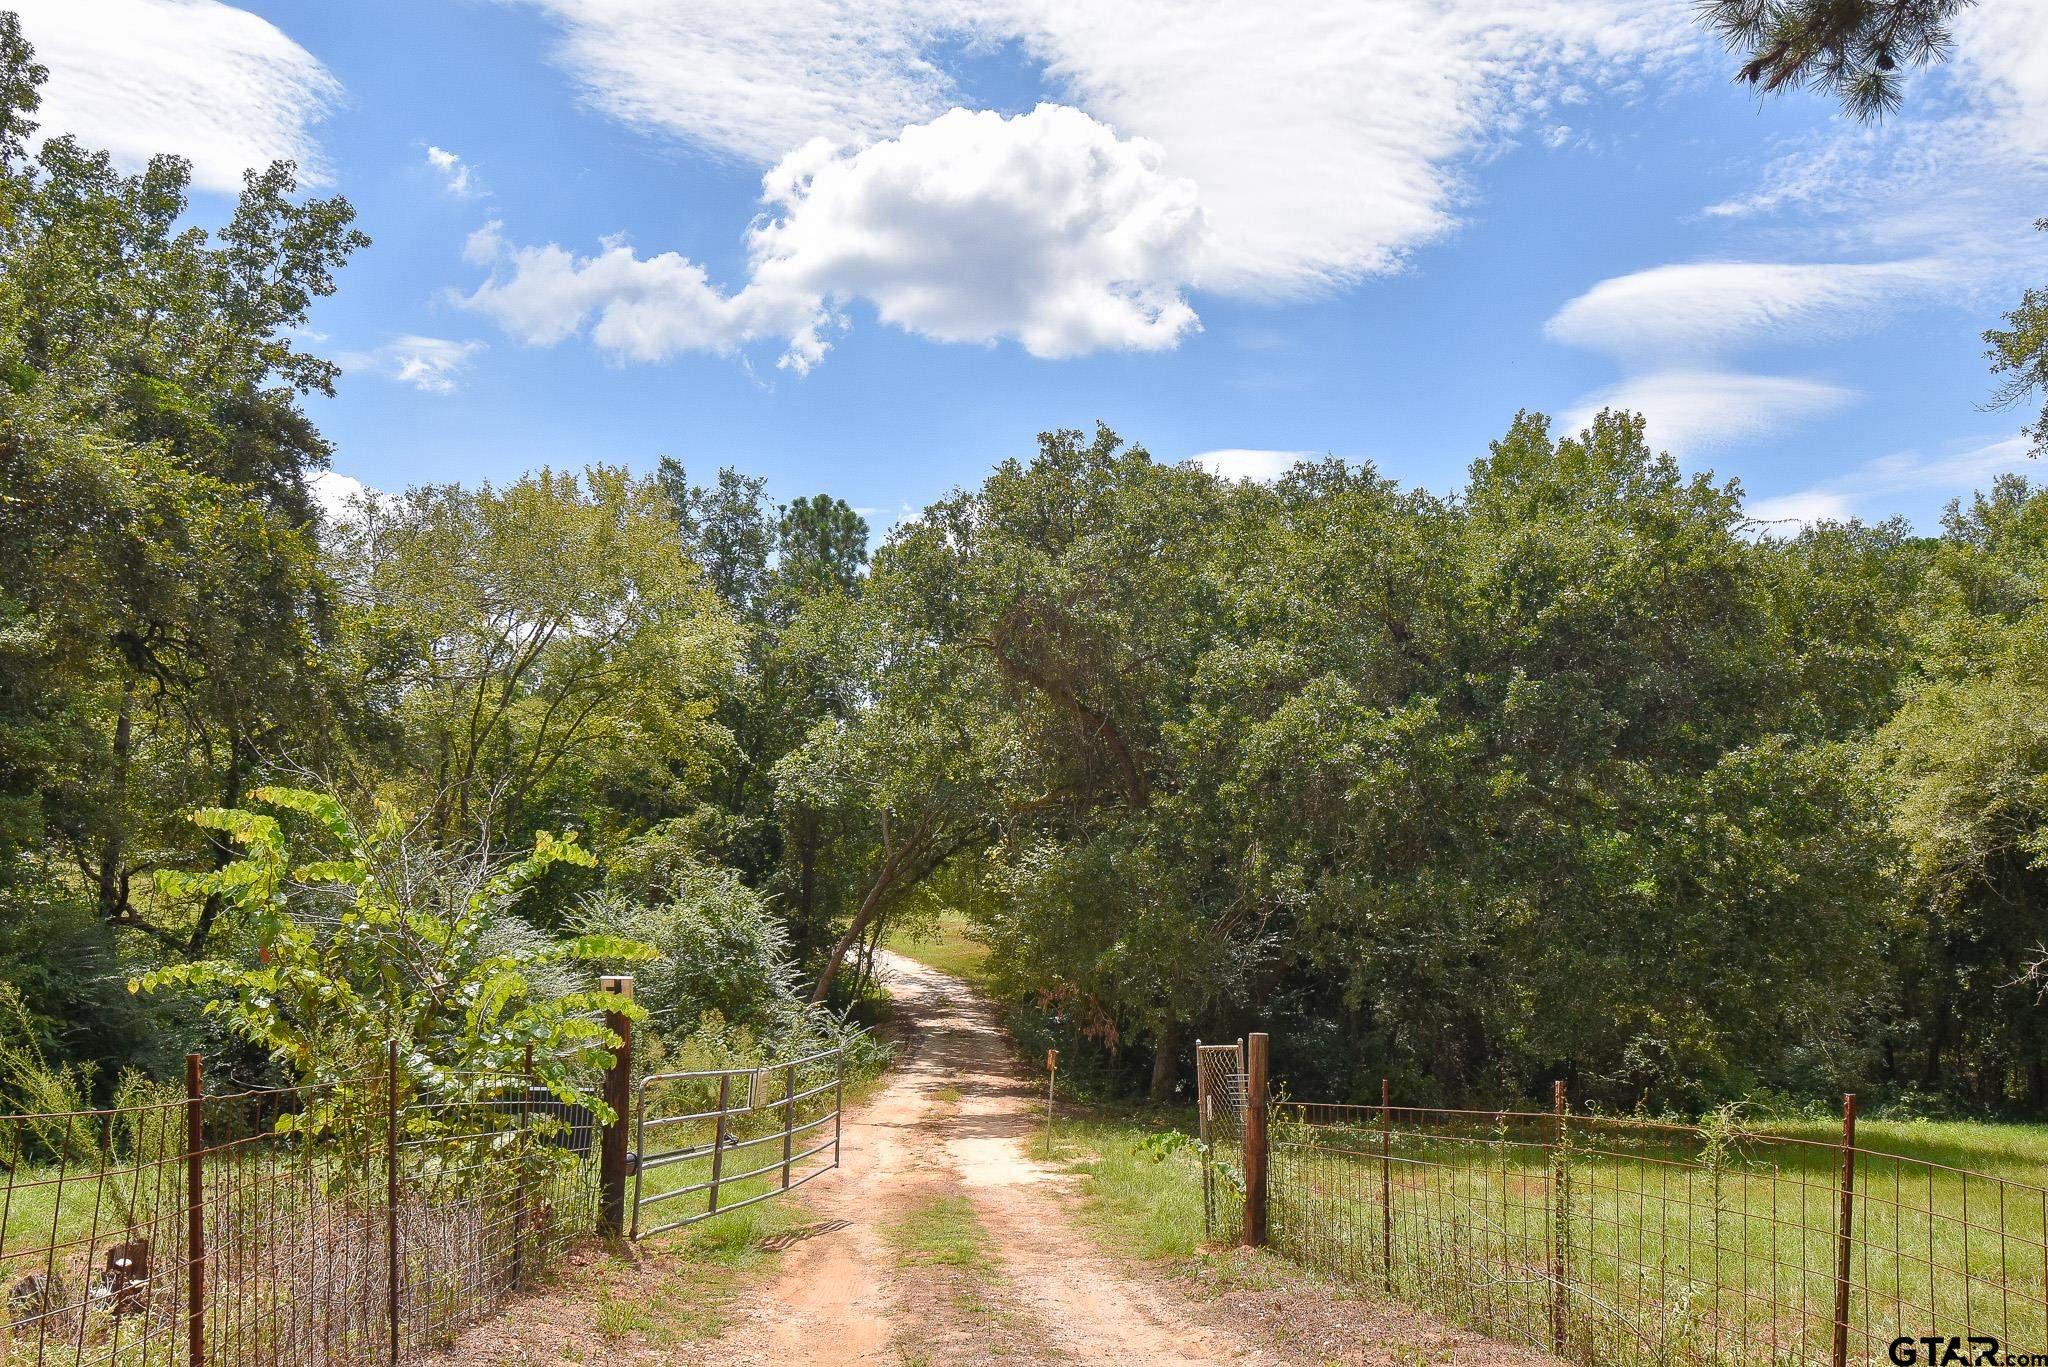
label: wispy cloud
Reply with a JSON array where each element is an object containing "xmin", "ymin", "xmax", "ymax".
[
  {"xmin": 1545, "ymin": 259, "xmax": 1953, "ymax": 361},
  {"xmin": 507, "ymin": 0, "xmax": 1697, "ymax": 298},
  {"xmin": 340, "ymin": 335, "xmax": 487, "ymax": 394},
  {"xmin": 9, "ymin": 0, "xmax": 338, "ymax": 193},
  {"xmin": 1562, "ymin": 370, "xmax": 1854, "ymax": 455},
  {"xmin": 1748, "ymin": 435, "xmax": 2038, "ymax": 531}
]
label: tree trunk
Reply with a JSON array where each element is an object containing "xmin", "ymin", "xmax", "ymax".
[
  {"xmin": 95, "ymin": 684, "xmax": 135, "ymax": 921},
  {"xmin": 810, "ymin": 853, "xmax": 900, "ymax": 1005},
  {"xmin": 1148, "ymin": 1019, "xmax": 1184, "ymax": 1103}
]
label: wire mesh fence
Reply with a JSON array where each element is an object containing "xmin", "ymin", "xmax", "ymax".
[
  {"xmin": 1196, "ymin": 1041, "xmax": 1247, "ymax": 1243},
  {"xmin": 0, "ymin": 1055, "xmax": 598, "ymax": 1366},
  {"xmin": 1204, "ymin": 1041, "xmax": 2048, "ymax": 1366}
]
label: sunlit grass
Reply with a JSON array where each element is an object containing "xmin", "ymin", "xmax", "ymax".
[
  {"xmin": 1040, "ymin": 1102, "xmax": 2048, "ymax": 1364},
  {"xmin": 881, "ymin": 911, "xmax": 993, "ymax": 991},
  {"xmin": 1050, "ymin": 1107, "xmax": 1217, "ymax": 1260},
  {"xmin": 1263, "ymin": 1110, "xmax": 2048, "ymax": 1364},
  {"xmin": 884, "ymin": 1194, "xmax": 996, "ymax": 1272},
  {"xmin": 592, "ymin": 1196, "xmax": 803, "ymax": 1346}
]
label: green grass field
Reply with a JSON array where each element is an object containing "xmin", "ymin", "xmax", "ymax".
[
  {"xmin": 1261, "ymin": 1109, "xmax": 2048, "ymax": 1365},
  {"xmin": 1038, "ymin": 1101, "xmax": 2048, "ymax": 1366}
]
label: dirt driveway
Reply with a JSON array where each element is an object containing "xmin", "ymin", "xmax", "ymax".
[{"xmin": 444, "ymin": 950, "xmax": 1559, "ymax": 1366}]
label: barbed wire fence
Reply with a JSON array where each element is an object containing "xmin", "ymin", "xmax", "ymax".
[{"xmin": 1203, "ymin": 1034, "xmax": 2048, "ymax": 1367}]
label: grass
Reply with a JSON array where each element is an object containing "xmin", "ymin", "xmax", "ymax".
[
  {"xmin": 1260, "ymin": 1108, "xmax": 2048, "ymax": 1365},
  {"xmin": 881, "ymin": 911, "xmax": 993, "ymax": 991},
  {"xmin": 590, "ymin": 1195, "xmax": 803, "ymax": 1346},
  {"xmin": 883, "ymin": 1194, "xmax": 997, "ymax": 1273},
  {"xmin": 1049, "ymin": 1107, "xmax": 1214, "ymax": 1260},
  {"xmin": 1039, "ymin": 1100, "xmax": 2048, "ymax": 1365}
]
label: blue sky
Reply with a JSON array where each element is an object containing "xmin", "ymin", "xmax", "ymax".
[{"xmin": 14, "ymin": 0, "xmax": 2048, "ymax": 533}]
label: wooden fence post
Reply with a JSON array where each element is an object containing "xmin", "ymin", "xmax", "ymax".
[
  {"xmin": 1380, "ymin": 1077, "xmax": 1393, "ymax": 1294},
  {"xmin": 1551, "ymin": 1079, "xmax": 1569, "ymax": 1358},
  {"xmin": 184, "ymin": 1053, "xmax": 204, "ymax": 1367},
  {"xmin": 1833, "ymin": 1093, "xmax": 1858, "ymax": 1367},
  {"xmin": 1244, "ymin": 1032, "xmax": 1270, "ymax": 1248},
  {"xmin": 598, "ymin": 976, "xmax": 634, "ymax": 1238},
  {"xmin": 1045, "ymin": 1049, "xmax": 1059, "ymax": 1159}
]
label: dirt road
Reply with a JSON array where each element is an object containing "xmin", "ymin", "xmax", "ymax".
[
  {"xmin": 448, "ymin": 951, "xmax": 1560, "ymax": 1366},
  {"xmin": 709, "ymin": 949, "xmax": 1258, "ymax": 1365}
]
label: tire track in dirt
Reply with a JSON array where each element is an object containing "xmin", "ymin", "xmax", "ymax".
[
  {"xmin": 446, "ymin": 951, "xmax": 1561, "ymax": 1365},
  {"xmin": 701, "ymin": 950, "xmax": 1262, "ymax": 1366}
]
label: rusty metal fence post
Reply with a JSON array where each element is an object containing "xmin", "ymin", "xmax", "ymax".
[
  {"xmin": 1550, "ymin": 1079, "xmax": 1569, "ymax": 1358},
  {"xmin": 598, "ymin": 976, "xmax": 634, "ymax": 1237},
  {"xmin": 1833, "ymin": 1093, "xmax": 1858, "ymax": 1367},
  {"xmin": 184, "ymin": 1053, "xmax": 204, "ymax": 1367},
  {"xmin": 1244, "ymin": 1032, "xmax": 1270, "ymax": 1248},
  {"xmin": 1380, "ymin": 1077, "xmax": 1393, "ymax": 1294},
  {"xmin": 386, "ymin": 1039, "xmax": 400, "ymax": 1366}
]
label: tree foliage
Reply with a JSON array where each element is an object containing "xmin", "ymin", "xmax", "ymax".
[
  {"xmin": 1699, "ymin": 0, "xmax": 1972, "ymax": 118},
  {"xmin": 133, "ymin": 787, "xmax": 651, "ymax": 1140},
  {"xmin": 329, "ymin": 465, "xmax": 741, "ymax": 849},
  {"xmin": 0, "ymin": 8, "xmax": 365, "ymax": 988}
]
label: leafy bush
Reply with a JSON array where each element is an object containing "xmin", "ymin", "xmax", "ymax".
[
  {"xmin": 575, "ymin": 843, "xmax": 888, "ymax": 1076},
  {"xmin": 133, "ymin": 787, "xmax": 655, "ymax": 1146}
]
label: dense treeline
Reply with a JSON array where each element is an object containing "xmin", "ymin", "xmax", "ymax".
[
  {"xmin": 846, "ymin": 422, "xmax": 2045, "ymax": 1112},
  {"xmin": 1, "ymin": 14, "xmax": 2044, "ymax": 1118}
]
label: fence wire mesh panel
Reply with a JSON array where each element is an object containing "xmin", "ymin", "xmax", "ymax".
[
  {"xmin": 630, "ymin": 1046, "xmax": 845, "ymax": 1240},
  {"xmin": 1265, "ymin": 1097, "xmax": 2048, "ymax": 1366},
  {"xmin": 1196, "ymin": 1042, "xmax": 1246, "ymax": 1243},
  {"xmin": 0, "ymin": 1061, "xmax": 600, "ymax": 1365},
  {"xmin": 390, "ymin": 1067, "xmax": 598, "ymax": 1356}
]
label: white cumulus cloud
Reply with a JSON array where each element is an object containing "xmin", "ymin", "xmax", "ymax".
[
  {"xmin": 1186, "ymin": 449, "xmax": 1314, "ymax": 483},
  {"xmin": 461, "ymin": 104, "xmax": 1206, "ymax": 370},
  {"xmin": 507, "ymin": 0, "xmax": 1698, "ymax": 296},
  {"xmin": 425, "ymin": 145, "xmax": 479, "ymax": 195},
  {"xmin": 309, "ymin": 470, "xmax": 375, "ymax": 523},
  {"xmin": 9, "ymin": 0, "xmax": 338, "ymax": 193},
  {"xmin": 1562, "ymin": 370, "xmax": 1854, "ymax": 454},
  {"xmin": 340, "ymin": 335, "xmax": 487, "ymax": 394}
]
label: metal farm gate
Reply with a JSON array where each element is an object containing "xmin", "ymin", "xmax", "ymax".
[{"xmin": 629, "ymin": 1047, "xmax": 846, "ymax": 1239}]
